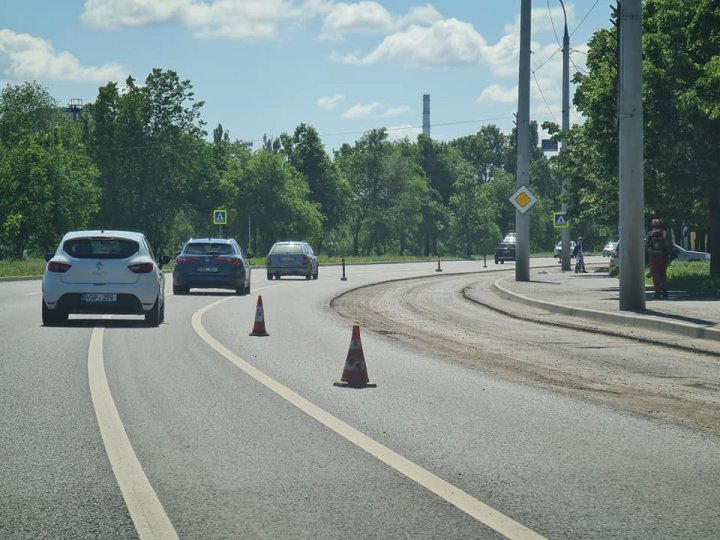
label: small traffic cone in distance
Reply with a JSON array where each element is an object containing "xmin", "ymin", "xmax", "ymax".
[
  {"xmin": 249, "ymin": 295, "xmax": 269, "ymax": 336},
  {"xmin": 333, "ymin": 325, "xmax": 377, "ymax": 388}
]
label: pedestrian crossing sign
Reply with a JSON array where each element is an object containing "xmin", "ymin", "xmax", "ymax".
[
  {"xmin": 213, "ymin": 209, "xmax": 227, "ymax": 225},
  {"xmin": 553, "ymin": 212, "xmax": 569, "ymax": 228}
]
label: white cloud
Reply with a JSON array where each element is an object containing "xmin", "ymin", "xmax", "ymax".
[
  {"xmin": 317, "ymin": 93, "xmax": 345, "ymax": 110},
  {"xmin": 319, "ymin": 1, "xmax": 442, "ymax": 40},
  {"xmin": 397, "ymin": 4, "xmax": 443, "ymax": 28},
  {"xmin": 382, "ymin": 105, "xmax": 410, "ymax": 117},
  {"xmin": 385, "ymin": 123, "xmax": 422, "ymax": 141},
  {"xmin": 82, "ymin": 0, "xmax": 331, "ymax": 40},
  {"xmin": 477, "ymin": 84, "xmax": 517, "ymax": 104},
  {"xmin": 332, "ymin": 18, "xmax": 491, "ymax": 67},
  {"xmin": 340, "ymin": 101, "xmax": 408, "ymax": 119},
  {"xmin": 326, "ymin": 3, "xmax": 587, "ymax": 76},
  {"xmin": 321, "ymin": 1, "xmax": 393, "ymax": 38},
  {"xmin": 341, "ymin": 101, "xmax": 383, "ymax": 119},
  {"xmin": 0, "ymin": 29, "xmax": 126, "ymax": 83}
]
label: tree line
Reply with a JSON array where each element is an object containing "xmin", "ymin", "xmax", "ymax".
[
  {"xmin": 0, "ymin": 0, "xmax": 717, "ymax": 276},
  {"xmin": 0, "ymin": 70, "xmax": 561, "ymax": 261}
]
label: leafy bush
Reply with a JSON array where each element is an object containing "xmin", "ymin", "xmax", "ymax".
[
  {"xmin": 609, "ymin": 260, "xmax": 717, "ymax": 295},
  {"xmin": 667, "ymin": 261, "xmax": 719, "ymax": 295}
]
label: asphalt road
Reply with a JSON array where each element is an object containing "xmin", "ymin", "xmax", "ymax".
[{"xmin": 2, "ymin": 259, "xmax": 719, "ymax": 539}]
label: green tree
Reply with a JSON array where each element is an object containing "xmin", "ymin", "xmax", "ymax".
[
  {"xmin": 281, "ymin": 123, "xmax": 351, "ymax": 251},
  {"xmin": 572, "ymin": 0, "xmax": 720, "ymax": 274},
  {"xmin": 236, "ymin": 150, "xmax": 322, "ymax": 255},
  {"xmin": 334, "ymin": 129, "xmax": 392, "ymax": 256},
  {"xmin": 85, "ymin": 70, "xmax": 207, "ymax": 252},
  {"xmin": 450, "ymin": 125, "xmax": 510, "ymax": 183},
  {"xmin": 0, "ymin": 82, "xmax": 99, "ymax": 257}
]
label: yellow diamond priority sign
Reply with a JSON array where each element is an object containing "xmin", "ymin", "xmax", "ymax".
[{"xmin": 509, "ymin": 186, "xmax": 537, "ymax": 214}]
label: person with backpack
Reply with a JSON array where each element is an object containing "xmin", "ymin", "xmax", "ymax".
[{"xmin": 646, "ymin": 218, "xmax": 674, "ymax": 298}]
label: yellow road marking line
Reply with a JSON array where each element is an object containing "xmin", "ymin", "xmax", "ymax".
[{"xmin": 193, "ymin": 298, "xmax": 546, "ymax": 540}]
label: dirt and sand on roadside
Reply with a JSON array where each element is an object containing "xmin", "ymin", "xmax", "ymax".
[{"xmin": 332, "ymin": 272, "xmax": 720, "ymax": 438}]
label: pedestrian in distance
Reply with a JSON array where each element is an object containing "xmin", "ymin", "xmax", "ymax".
[
  {"xmin": 646, "ymin": 218, "xmax": 673, "ymax": 299},
  {"xmin": 572, "ymin": 236, "xmax": 587, "ymax": 273}
]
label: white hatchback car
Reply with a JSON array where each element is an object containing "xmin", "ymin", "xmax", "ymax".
[{"xmin": 42, "ymin": 230, "xmax": 170, "ymax": 326}]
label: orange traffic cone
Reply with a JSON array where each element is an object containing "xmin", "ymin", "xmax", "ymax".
[
  {"xmin": 333, "ymin": 325, "xmax": 377, "ymax": 388},
  {"xmin": 249, "ymin": 295, "xmax": 269, "ymax": 336}
]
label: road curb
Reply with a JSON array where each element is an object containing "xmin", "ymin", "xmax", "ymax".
[{"xmin": 493, "ymin": 275, "xmax": 720, "ymax": 342}]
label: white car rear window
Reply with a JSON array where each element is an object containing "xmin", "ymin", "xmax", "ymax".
[{"xmin": 64, "ymin": 238, "xmax": 139, "ymax": 259}]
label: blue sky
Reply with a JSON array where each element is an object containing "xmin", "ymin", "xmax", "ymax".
[{"xmin": 1, "ymin": 1, "xmax": 609, "ymax": 152}]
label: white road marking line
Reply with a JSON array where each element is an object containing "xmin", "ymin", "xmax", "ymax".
[
  {"xmin": 26, "ymin": 291, "xmax": 41, "ymax": 296},
  {"xmin": 88, "ymin": 324, "xmax": 179, "ymax": 540},
  {"xmin": 192, "ymin": 298, "xmax": 546, "ymax": 540}
]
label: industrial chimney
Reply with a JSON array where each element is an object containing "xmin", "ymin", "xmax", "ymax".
[{"xmin": 422, "ymin": 94, "xmax": 430, "ymax": 137}]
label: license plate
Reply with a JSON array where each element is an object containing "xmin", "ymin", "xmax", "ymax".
[
  {"xmin": 82, "ymin": 293, "xmax": 117, "ymax": 302},
  {"xmin": 197, "ymin": 267, "xmax": 218, "ymax": 273},
  {"xmin": 280, "ymin": 256, "xmax": 294, "ymax": 262}
]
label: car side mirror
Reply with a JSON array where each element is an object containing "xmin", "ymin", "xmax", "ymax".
[
  {"xmin": 44, "ymin": 253, "xmax": 54, "ymax": 262},
  {"xmin": 175, "ymin": 251, "xmax": 181, "ymax": 258}
]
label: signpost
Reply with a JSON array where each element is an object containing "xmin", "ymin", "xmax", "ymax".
[
  {"xmin": 213, "ymin": 209, "xmax": 227, "ymax": 236},
  {"xmin": 509, "ymin": 186, "xmax": 537, "ymax": 214},
  {"xmin": 553, "ymin": 212, "xmax": 569, "ymax": 228}
]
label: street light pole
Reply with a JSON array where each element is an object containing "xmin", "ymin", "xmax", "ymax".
[{"xmin": 559, "ymin": 0, "xmax": 572, "ymax": 271}]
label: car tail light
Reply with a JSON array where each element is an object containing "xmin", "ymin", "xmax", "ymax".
[
  {"xmin": 216, "ymin": 257, "xmax": 241, "ymax": 265},
  {"xmin": 176, "ymin": 256, "xmax": 201, "ymax": 264},
  {"xmin": 128, "ymin": 262, "xmax": 154, "ymax": 273},
  {"xmin": 47, "ymin": 261, "xmax": 72, "ymax": 273}
]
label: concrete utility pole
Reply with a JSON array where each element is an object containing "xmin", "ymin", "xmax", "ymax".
[
  {"xmin": 618, "ymin": 0, "xmax": 645, "ymax": 310},
  {"xmin": 515, "ymin": 0, "xmax": 531, "ymax": 282},
  {"xmin": 560, "ymin": 0, "xmax": 572, "ymax": 272}
]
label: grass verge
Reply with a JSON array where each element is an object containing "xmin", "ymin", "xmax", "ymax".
[
  {"xmin": 0, "ymin": 259, "xmax": 46, "ymax": 278},
  {"xmin": 609, "ymin": 260, "xmax": 718, "ymax": 295}
]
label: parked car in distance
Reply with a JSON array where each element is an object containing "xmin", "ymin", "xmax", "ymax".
[
  {"xmin": 494, "ymin": 233, "xmax": 516, "ymax": 264},
  {"xmin": 554, "ymin": 240, "xmax": 576, "ymax": 259},
  {"xmin": 603, "ymin": 241, "xmax": 618, "ymax": 257},
  {"xmin": 42, "ymin": 230, "xmax": 170, "ymax": 326},
  {"xmin": 172, "ymin": 237, "xmax": 251, "ymax": 295},
  {"xmin": 672, "ymin": 244, "xmax": 711, "ymax": 262},
  {"xmin": 266, "ymin": 240, "xmax": 319, "ymax": 279},
  {"xmin": 609, "ymin": 242, "xmax": 710, "ymax": 269}
]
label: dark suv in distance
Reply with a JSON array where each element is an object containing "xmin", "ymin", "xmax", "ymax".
[
  {"xmin": 494, "ymin": 233, "xmax": 516, "ymax": 264},
  {"xmin": 172, "ymin": 238, "xmax": 251, "ymax": 295}
]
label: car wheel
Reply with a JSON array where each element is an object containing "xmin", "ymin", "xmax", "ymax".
[
  {"xmin": 159, "ymin": 298, "xmax": 165, "ymax": 323},
  {"xmin": 305, "ymin": 273, "xmax": 311, "ymax": 280},
  {"xmin": 236, "ymin": 284, "xmax": 247, "ymax": 296},
  {"xmin": 500, "ymin": 260, "xmax": 504, "ymax": 264},
  {"xmin": 245, "ymin": 279, "xmax": 251, "ymax": 295},
  {"xmin": 145, "ymin": 297, "xmax": 161, "ymax": 327},
  {"xmin": 312, "ymin": 269, "xmax": 318, "ymax": 280},
  {"xmin": 42, "ymin": 299, "xmax": 66, "ymax": 326},
  {"xmin": 275, "ymin": 273, "xmax": 281, "ymax": 280},
  {"xmin": 173, "ymin": 285, "xmax": 187, "ymax": 295},
  {"xmin": 267, "ymin": 273, "xmax": 273, "ymax": 280}
]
